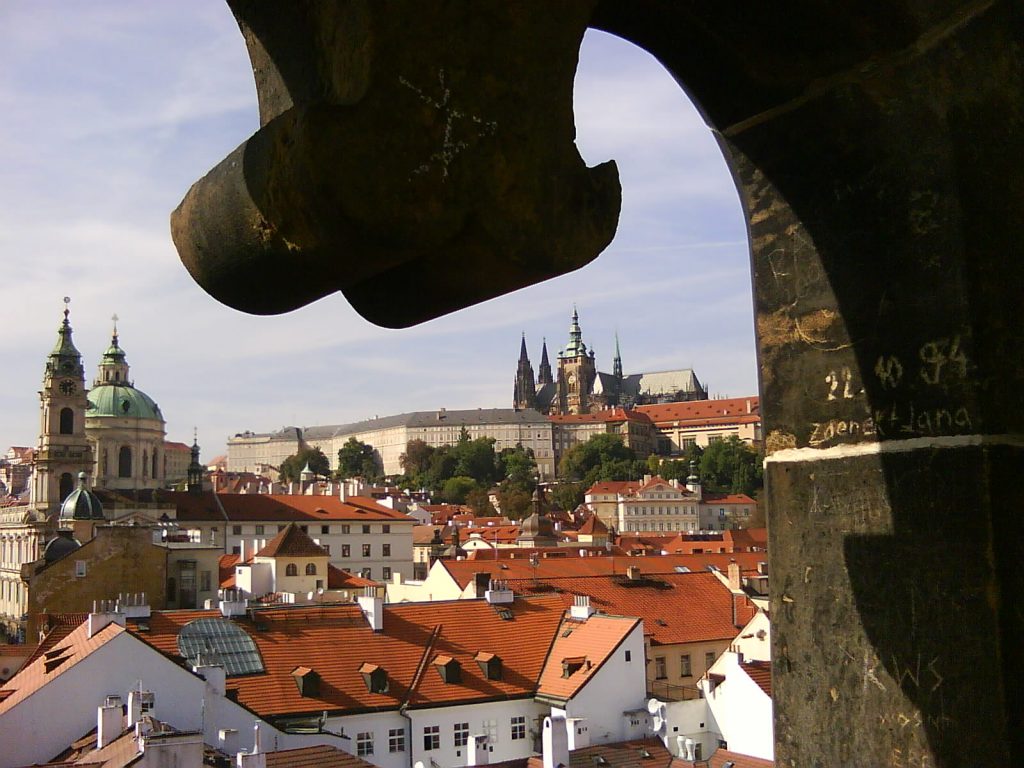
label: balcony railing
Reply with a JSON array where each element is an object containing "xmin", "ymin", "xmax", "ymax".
[{"xmin": 647, "ymin": 679, "xmax": 703, "ymax": 702}]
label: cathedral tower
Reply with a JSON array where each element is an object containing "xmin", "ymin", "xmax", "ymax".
[
  {"xmin": 538, "ymin": 338, "xmax": 553, "ymax": 385},
  {"xmin": 31, "ymin": 299, "xmax": 94, "ymax": 516},
  {"xmin": 513, "ymin": 333, "xmax": 537, "ymax": 410},
  {"xmin": 556, "ymin": 307, "xmax": 597, "ymax": 415}
]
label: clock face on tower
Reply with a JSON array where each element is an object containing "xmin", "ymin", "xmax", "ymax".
[
  {"xmin": 59, "ymin": 379, "xmax": 77, "ymax": 395},
  {"xmin": 567, "ymin": 373, "xmax": 576, "ymax": 385}
]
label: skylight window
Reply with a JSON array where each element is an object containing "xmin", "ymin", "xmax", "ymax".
[{"xmin": 177, "ymin": 617, "xmax": 265, "ymax": 676}]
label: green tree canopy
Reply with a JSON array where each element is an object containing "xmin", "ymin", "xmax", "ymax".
[
  {"xmin": 498, "ymin": 486, "xmax": 534, "ymax": 520},
  {"xmin": 278, "ymin": 447, "xmax": 331, "ymax": 484},
  {"xmin": 441, "ymin": 475, "xmax": 480, "ymax": 504},
  {"xmin": 400, "ymin": 439, "xmax": 434, "ymax": 477},
  {"xmin": 558, "ymin": 433, "xmax": 645, "ymax": 487},
  {"xmin": 499, "ymin": 445, "xmax": 538, "ymax": 492},
  {"xmin": 550, "ymin": 481, "xmax": 584, "ymax": 512},
  {"xmin": 336, "ymin": 437, "xmax": 380, "ymax": 481},
  {"xmin": 700, "ymin": 435, "xmax": 762, "ymax": 495}
]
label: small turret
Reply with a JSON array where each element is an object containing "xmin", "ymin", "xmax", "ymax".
[{"xmin": 187, "ymin": 430, "xmax": 203, "ymax": 494}]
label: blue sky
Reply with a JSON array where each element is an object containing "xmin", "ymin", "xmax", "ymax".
[{"xmin": 0, "ymin": 3, "xmax": 756, "ymax": 457}]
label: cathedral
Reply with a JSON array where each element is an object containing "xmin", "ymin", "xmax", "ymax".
[{"xmin": 513, "ymin": 307, "xmax": 708, "ymax": 415}]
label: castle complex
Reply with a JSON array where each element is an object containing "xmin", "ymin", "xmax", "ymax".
[{"xmin": 514, "ymin": 307, "xmax": 708, "ymax": 415}]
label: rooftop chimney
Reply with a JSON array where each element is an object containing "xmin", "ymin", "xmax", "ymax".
[
  {"xmin": 220, "ymin": 587, "xmax": 249, "ymax": 618},
  {"xmin": 542, "ymin": 715, "xmax": 570, "ymax": 768},
  {"xmin": 484, "ymin": 579, "xmax": 514, "ymax": 604},
  {"xmin": 88, "ymin": 600, "xmax": 126, "ymax": 638},
  {"xmin": 97, "ymin": 695, "xmax": 123, "ymax": 749},
  {"xmin": 626, "ymin": 565, "xmax": 641, "ymax": 581},
  {"xmin": 727, "ymin": 561, "xmax": 741, "ymax": 591},
  {"xmin": 236, "ymin": 722, "xmax": 267, "ymax": 768},
  {"xmin": 569, "ymin": 594, "xmax": 595, "ymax": 620},
  {"xmin": 118, "ymin": 592, "xmax": 150, "ymax": 619},
  {"xmin": 358, "ymin": 587, "xmax": 384, "ymax": 631},
  {"xmin": 127, "ymin": 688, "xmax": 154, "ymax": 727}
]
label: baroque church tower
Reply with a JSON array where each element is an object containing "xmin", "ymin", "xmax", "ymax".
[
  {"xmin": 31, "ymin": 300, "xmax": 93, "ymax": 516},
  {"xmin": 556, "ymin": 307, "xmax": 597, "ymax": 415}
]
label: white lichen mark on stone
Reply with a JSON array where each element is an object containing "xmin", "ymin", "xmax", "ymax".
[{"xmin": 398, "ymin": 68, "xmax": 498, "ymax": 181}]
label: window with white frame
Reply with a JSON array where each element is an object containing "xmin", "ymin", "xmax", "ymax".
[
  {"xmin": 454, "ymin": 722, "xmax": 469, "ymax": 747},
  {"xmin": 389, "ymin": 728, "xmax": 405, "ymax": 753},
  {"xmin": 511, "ymin": 716, "xmax": 526, "ymax": 740},
  {"xmin": 423, "ymin": 726, "xmax": 440, "ymax": 751},
  {"xmin": 357, "ymin": 732, "xmax": 373, "ymax": 756}
]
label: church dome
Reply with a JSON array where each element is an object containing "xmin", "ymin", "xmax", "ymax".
[
  {"xmin": 60, "ymin": 472, "xmax": 104, "ymax": 520},
  {"xmin": 43, "ymin": 532, "xmax": 82, "ymax": 562},
  {"xmin": 87, "ymin": 383, "xmax": 163, "ymax": 421}
]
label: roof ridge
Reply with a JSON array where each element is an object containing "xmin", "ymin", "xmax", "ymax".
[{"xmin": 403, "ymin": 623, "xmax": 442, "ymax": 707}]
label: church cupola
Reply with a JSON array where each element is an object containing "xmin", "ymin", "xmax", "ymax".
[
  {"xmin": 46, "ymin": 298, "xmax": 85, "ymax": 382},
  {"xmin": 560, "ymin": 305, "xmax": 588, "ymax": 359},
  {"xmin": 95, "ymin": 314, "xmax": 131, "ymax": 386},
  {"xmin": 187, "ymin": 432, "xmax": 204, "ymax": 494}
]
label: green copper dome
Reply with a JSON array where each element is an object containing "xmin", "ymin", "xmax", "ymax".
[{"xmin": 87, "ymin": 383, "xmax": 163, "ymax": 421}]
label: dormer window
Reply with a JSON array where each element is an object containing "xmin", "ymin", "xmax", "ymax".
[
  {"xmin": 433, "ymin": 655, "xmax": 462, "ymax": 684},
  {"xmin": 561, "ymin": 656, "xmax": 586, "ymax": 678},
  {"xmin": 475, "ymin": 651, "xmax": 502, "ymax": 680},
  {"xmin": 359, "ymin": 662, "xmax": 388, "ymax": 694},
  {"xmin": 292, "ymin": 666, "xmax": 320, "ymax": 697}
]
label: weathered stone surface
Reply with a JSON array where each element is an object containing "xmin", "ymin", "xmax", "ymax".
[{"xmin": 171, "ymin": 0, "xmax": 620, "ymax": 326}]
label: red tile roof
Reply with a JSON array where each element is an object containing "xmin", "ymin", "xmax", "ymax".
[
  {"xmin": 509, "ymin": 572, "xmax": 757, "ymax": 645},
  {"xmin": 536, "ymin": 614, "xmax": 639, "ymax": 703},
  {"xmin": 265, "ymin": 745, "xmax": 379, "ymax": 768},
  {"xmin": 741, "ymin": 659, "xmax": 772, "ymax": 696},
  {"xmin": 256, "ymin": 523, "xmax": 330, "ymax": 558},
  {"xmin": 129, "ymin": 596, "xmax": 566, "ymax": 718},
  {"xmin": 702, "ymin": 494, "xmax": 757, "ymax": 506},
  {"xmin": 28, "ymin": 613, "xmax": 89, "ymax": 665},
  {"xmin": 549, "ymin": 408, "xmax": 653, "ymax": 425},
  {"xmin": 0, "ymin": 620, "xmax": 124, "ymax": 715},
  {"xmin": 586, "ymin": 480, "xmax": 639, "ymax": 496},
  {"xmin": 167, "ymin": 491, "xmax": 414, "ymax": 523},
  {"xmin": 463, "ymin": 545, "xmax": 625, "ymax": 560},
  {"xmin": 443, "ymin": 553, "xmax": 768, "ymax": 588},
  {"xmin": 577, "ymin": 514, "xmax": 609, "ymax": 535},
  {"xmin": 636, "ymin": 397, "xmax": 760, "ymax": 425}
]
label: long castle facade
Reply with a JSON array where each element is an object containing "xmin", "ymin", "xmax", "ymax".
[{"xmin": 513, "ymin": 307, "xmax": 708, "ymax": 415}]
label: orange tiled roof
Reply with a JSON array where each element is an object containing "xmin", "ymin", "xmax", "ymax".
[
  {"xmin": 636, "ymin": 397, "xmax": 759, "ymax": 425},
  {"xmin": 266, "ymin": 745, "xmax": 379, "ymax": 768},
  {"xmin": 549, "ymin": 408, "xmax": 653, "ymax": 425},
  {"xmin": 703, "ymin": 493, "xmax": 757, "ymax": 505},
  {"xmin": 577, "ymin": 514, "xmax": 608, "ymax": 535},
  {"xmin": 28, "ymin": 613, "xmax": 89, "ymax": 665},
  {"xmin": 443, "ymin": 552, "xmax": 768, "ymax": 588},
  {"xmin": 327, "ymin": 564, "xmax": 376, "ymax": 590},
  {"xmin": 0, "ymin": 620, "xmax": 123, "ymax": 715},
  {"xmin": 509, "ymin": 571, "xmax": 757, "ymax": 645},
  {"xmin": 463, "ymin": 545, "xmax": 626, "ymax": 560},
  {"xmin": 679, "ymin": 748, "xmax": 774, "ymax": 768},
  {"xmin": 586, "ymin": 480, "xmax": 640, "ymax": 496},
  {"xmin": 168, "ymin": 491, "xmax": 413, "ymax": 523},
  {"xmin": 536, "ymin": 614, "xmax": 639, "ymax": 703},
  {"xmin": 129, "ymin": 596, "xmax": 566, "ymax": 717},
  {"xmin": 741, "ymin": 659, "xmax": 772, "ymax": 696},
  {"xmin": 256, "ymin": 522, "xmax": 330, "ymax": 558}
]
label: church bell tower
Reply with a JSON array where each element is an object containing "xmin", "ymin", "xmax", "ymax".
[{"xmin": 32, "ymin": 298, "xmax": 94, "ymax": 517}]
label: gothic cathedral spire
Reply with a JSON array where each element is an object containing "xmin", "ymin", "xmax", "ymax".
[
  {"xmin": 538, "ymin": 338, "xmax": 553, "ymax": 385},
  {"xmin": 513, "ymin": 333, "xmax": 537, "ymax": 411}
]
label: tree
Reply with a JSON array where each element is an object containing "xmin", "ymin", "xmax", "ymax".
[
  {"xmin": 278, "ymin": 447, "xmax": 330, "ymax": 484},
  {"xmin": 500, "ymin": 445, "xmax": 538, "ymax": 492},
  {"xmin": 452, "ymin": 436, "xmax": 503, "ymax": 485},
  {"xmin": 700, "ymin": 436, "xmax": 762, "ymax": 495},
  {"xmin": 400, "ymin": 439, "xmax": 434, "ymax": 477},
  {"xmin": 550, "ymin": 481, "xmax": 584, "ymax": 512},
  {"xmin": 336, "ymin": 437, "xmax": 380, "ymax": 481},
  {"xmin": 441, "ymin": 475, "xmax": 479, "ymax": 504},
  {"xmin": 558, "ymin": 433, "xmax": 644, "ymax": 486},
  {"xmin": 466, "ymin": 487, "xmax": 497, "ymax": 516},
  {"xmin": 498, "ymin": 486, "xmax": 534, "ymax": 520}
]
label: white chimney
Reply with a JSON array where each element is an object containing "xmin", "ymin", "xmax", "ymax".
[
  {"xmin": 358, "ymin": 587, "xmax": 384, "ymax": 631},
  {"xmin": 569, "ymin": 594, "xmax": 594, "ymax": 620},
  {"xmin": 88, "ymin": 600, "xmax": 126, "ymax": 638},
  {"xmin": 484, "ymin": 580, "xmax": 514, "ymax": 605},
  {"xmin": 727, "ymin": 561, "xmax": 741, "ymax": 591},
  {"xmin": 219, "ymin": 728, "xmax": 239, "ymax": 756},
  {"xmin": 542, "ymin": 715, "xmax": 570, "ymax": 768},
  {"xmin": 97, "ymin": 695, "xmax": 123, "ymax": 749},
  {"xmin": 127, "ymin": 688, "xmax": 153, "ymax": 727},
  {"xmin": 237, "ymin": 722, "xmax": 267, "ymax": 768},
  {"xmin": 566, "ymin": 718, "xmax": 589, "ymax": 750},
  {"xmin": 239, "ymin": 539, "xmax": 246, "ymax": 562},
  {"xmin": 195, "ymin": 661, "xmax": 226, "ymax": 695},
  {"xmin": 220, "ymin": 587, "xmax": 249, "ymax": 618},
  {"xmin": 746, "ymin": 399, "xmax": 752, "ymax": 413}
]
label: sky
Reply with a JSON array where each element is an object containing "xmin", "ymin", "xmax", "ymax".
[{"xmin": 0, "ymin": 2, "xmax": 756, "ymax": 458}]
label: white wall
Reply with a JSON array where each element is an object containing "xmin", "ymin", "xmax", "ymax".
[
  {"xmin": 561, "ymin": 621, "xmax": 647, "ymax": 745},
  {"xmin": 699, "ymin": 651, "xmax": 774, "ymax": 761}
]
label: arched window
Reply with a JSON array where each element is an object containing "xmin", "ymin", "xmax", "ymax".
[
  {"xmin": 305, "ymin": 563, "xmax": 317, "ymax": 575},
  {"xmin": 285, "ymin": 563, "xmax": 298, "ymax": 577},
  {"xmin": 59, "ymin": 407, "xmax": 74, "ymax": 435},
  {"xmin": 102, "ymin": 448, "xmax": 109, "ymax": 476},
  {"xmin": 152, "ymin": 450, "xmax": 159, "ymax": 479},
  {"xmin": 118, "ymin": 446, "xmax": 132, "ymax": 478},
  {"xmin": 142, "ymin": 450, "xmax": 149, "ymax": 478},
  {"xmin": 114, "ymin": 371, "xmax": 120, "ymax": 381},
  {"xmin": 59, "ymin": 472, "xmax": 74, "ymax": 501}
]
